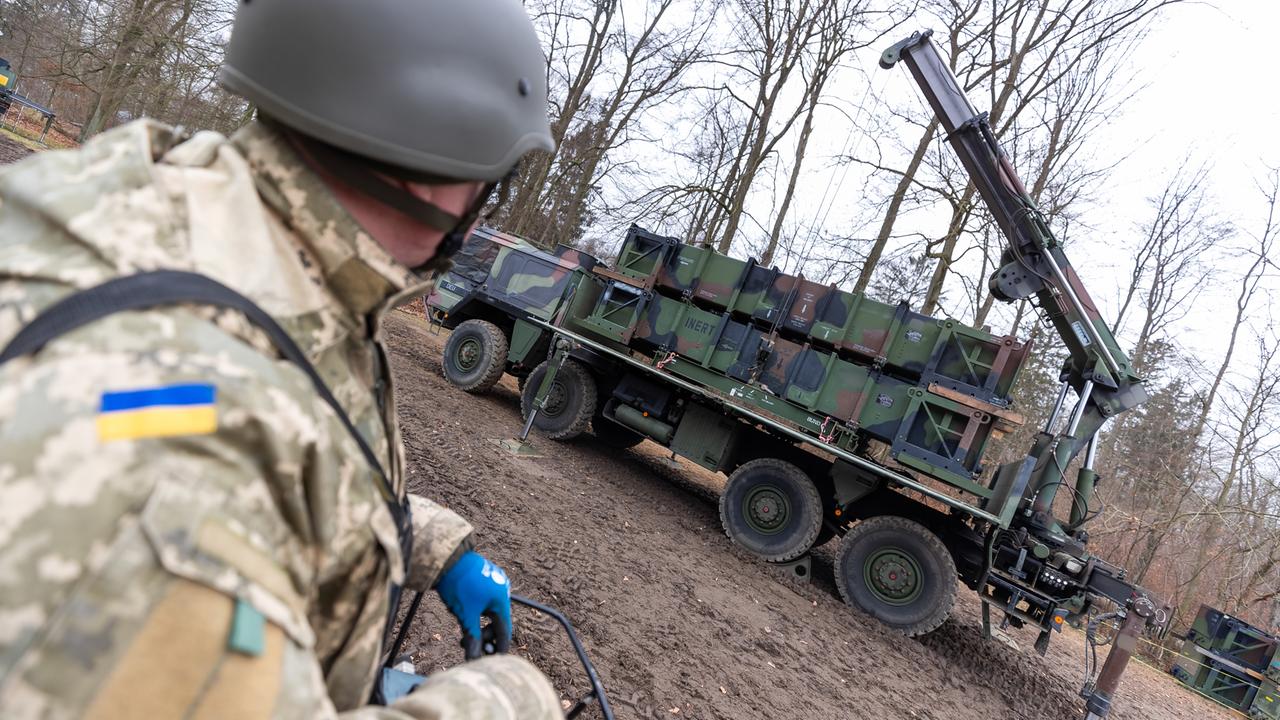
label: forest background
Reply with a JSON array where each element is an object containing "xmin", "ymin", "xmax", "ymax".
[{"xmin": 2, "ymin": 0, "xmax": 1278, "ymax": 637}]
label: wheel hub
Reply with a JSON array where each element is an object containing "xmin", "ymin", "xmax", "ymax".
[
  {"xmin": 865, "ymin": 547, "xmax": 922, "ymax": 605},
  {"xmin": 541, "ymin": 380, "xmax": 567, "ymax": 416},
  {"xmin": 455, "ymin": 337, "xmax": 482, "ymax": 371},
  {"xmin": 743, "ymin": 486, "xmax": 789, "ymax": 535}
]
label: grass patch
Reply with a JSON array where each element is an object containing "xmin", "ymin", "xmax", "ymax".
[
  {"xmin": 0, "ymin": 109, "xmax": 80, "ymax": 150},
  {"xmin": 0, "ymin": 126, "xmax": 46, "ymax": 152}
]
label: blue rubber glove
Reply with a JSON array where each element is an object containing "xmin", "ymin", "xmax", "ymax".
[{"xmin": 435, "ymin": 551, "xmax": 512, "ymax": 659}]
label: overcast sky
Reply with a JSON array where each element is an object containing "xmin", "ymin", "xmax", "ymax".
[
  {"xmin": 1074, "ymin": 0, "xmax": 1278, "ymax": 371},
  {"xmin": 583, "ymin": 1, "xmax": 1277, "ymax": 382}
]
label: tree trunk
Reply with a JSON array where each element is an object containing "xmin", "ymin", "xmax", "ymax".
[
  {"xmin": 852, "ymin": 119, "xmax": 937, "ymax": 296},
  {"xmin": 1178, "ymin": 394, "xmax": 1261, "ymax": 621},
  {"xmin": 761, "ymin": 79, "xmax": 822, "ymax": 266},
  {"xmin": 505, "ymin": 1, "xmax": 616, "ymax": 236},
  {"xmin": 920, "ymin": 185, "xmax": 976, "ymax": 315}
]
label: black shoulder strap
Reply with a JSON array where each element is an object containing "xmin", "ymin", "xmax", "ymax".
[{"xmin": 0, "ymin": 270, "xmax": 410, "ymax": 561}]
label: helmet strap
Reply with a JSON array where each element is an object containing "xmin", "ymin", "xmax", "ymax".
[
  {"xmin": 299, "ymin": 137, "xmax": 467, "ymax": 232},
  {"xmin": 285, "ymin": 127, "xmax": 500, "ymax": 271},
  {"xmin": 420, "ymin": 183, "xmax": 498, "ymax": 274}
]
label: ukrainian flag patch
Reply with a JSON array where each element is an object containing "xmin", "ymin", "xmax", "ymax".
[{"xmin": 97, "ymin": 383, "xmax": 218, "ymax": 442}]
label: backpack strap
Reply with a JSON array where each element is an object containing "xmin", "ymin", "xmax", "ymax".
[{"xmin": 0, "ymin": 269, "xmax": 412, "ymax": 571}]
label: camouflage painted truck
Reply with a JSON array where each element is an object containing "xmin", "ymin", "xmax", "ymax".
[{"xmin": 427, "ymin": 31, "xmax": 1169, "ymax": 719}]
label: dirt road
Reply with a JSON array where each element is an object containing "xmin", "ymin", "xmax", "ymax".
[{"xmin": 388, "ymin": 310, "xmax": 1227, "ymax": 720}]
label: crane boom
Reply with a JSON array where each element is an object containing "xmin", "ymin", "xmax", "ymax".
[{"xmin": 881, "ymin": 30, "xmax": 1148, "ymax": 537}]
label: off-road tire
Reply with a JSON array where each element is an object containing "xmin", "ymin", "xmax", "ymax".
[
  {"xmin": 520, "ymin": 359, "xmax": 596, "ymax": 441},
  {"xmin": 592, "ymin": 414, "xmax": 645, "ymax": 449},
  {"xmin": 719, "ymin": 458, "xmax": 823, "ymax": 563},
  {"xmin": 835, "ymin": 515, "xmax": 957, "ymax": 637},
  {"xmin": 442, "ymin": 319, "xmax": 508, "ymax": 393}
]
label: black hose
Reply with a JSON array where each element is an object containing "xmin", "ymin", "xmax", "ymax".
[
  {"xmin": 382, "ymin": 590, "xmax": 614, "ymax": 719},
  {"xmin": 512, "ymin": 594, "xmax": 615, "ymax": 720},
  {"xmin": 387, "ymin": 590, "xmax": 426, "ymax": 665}
]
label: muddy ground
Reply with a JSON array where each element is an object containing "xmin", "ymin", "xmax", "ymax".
[
  {"xmin": 388, "ymin": 311, "xmax": 1228, "ymax": 720},
  {"xmin": 0, "ymin": 133, "xmax": 33, "ymax": 164}
]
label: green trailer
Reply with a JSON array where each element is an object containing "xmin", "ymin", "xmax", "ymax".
[{"xmin": 1170, "ymin": 604, "xmax": 1280, "ymax": 718}]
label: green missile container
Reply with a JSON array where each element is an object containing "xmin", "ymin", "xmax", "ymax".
[
  {"xmin": 624, "ymin": 292, "xmax": 1005, "ymax": 485},
  {"xmin": 613, "ymin": 226, "xmax": 1030, "ymax": 404},
  {"xmin": 1170, "ymin": 605, "xmax": 1280, "ymax": 717}
]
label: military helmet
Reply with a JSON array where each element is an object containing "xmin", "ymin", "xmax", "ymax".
[{"xmin": 219, "ymin": 0, "xmax": 554, "ymax": 182}]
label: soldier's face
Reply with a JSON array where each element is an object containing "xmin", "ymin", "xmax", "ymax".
[
  {"xmin": 330, "ymin": 176, "xmax": 486, "ymax": 268},
  {"xmin": 396, "ymin": 179, "xmax": 487, "ymax": 263}
]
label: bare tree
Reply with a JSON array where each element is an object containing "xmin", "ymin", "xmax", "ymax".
[
  {"xmin": 851, "ymin": 0, "xmax": 1181, "ymax": 319},
  {"xmin": 502, "ymin": 0, "xmax": 617, "ymax": 238},
  {"xmin": 1092, "ymin": 161, "xmax": 1227, "ymax": 478},
  {"xmin": 1174, "ymin": 168, "xmax": 1279, "ymax": 621},
  {"xmin": 498, "ymin": 0, "xmax": 712, "ymax": 246},
  {"xmin": 703, "ymin": 0, "xmax": 824, "ymax": 253},
  {"xmin": 759, "ymin": 0, "xmax": 874, "ymax": 265},
  {"xmin": 0, "ymin": 0, "xmax": 241, "ymax": 140},
  {"xmin": 1114, "ymin": 161, "xmax": 1229, "ymax": 373}
]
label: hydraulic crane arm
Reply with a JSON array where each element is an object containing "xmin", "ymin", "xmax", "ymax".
[
  {"xmin": 880, "ymin": 30, "xmax": 1141, "ymax": 399},
  {"xmin": 881, "ymin": 30, "xmax": 1148, "ymax": 535},
  {"xmin": 882, "ymin": 33, "xmax": 1165, "ymax": 719}
]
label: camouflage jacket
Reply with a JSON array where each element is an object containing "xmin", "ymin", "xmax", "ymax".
[{"xmin": 0, "ymin": 121, "xmax": 559, "ymax": 720}]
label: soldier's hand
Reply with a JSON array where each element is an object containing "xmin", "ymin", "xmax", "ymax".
[{"xmin": 435, "ymin": 551, "xmax": 513, "ymax": 659}]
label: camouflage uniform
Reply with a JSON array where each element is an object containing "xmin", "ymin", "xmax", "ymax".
[{"xmin": 0, "ymin": 120, "xmax": 561, "ymax": 720}]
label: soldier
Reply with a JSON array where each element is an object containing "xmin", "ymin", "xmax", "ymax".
[{"xmin": 0, "ymin": 1, "xmax": 564, "ymax": 719}]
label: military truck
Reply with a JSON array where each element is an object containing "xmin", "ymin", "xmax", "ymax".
[
  {"xmin": 425, "ymin": 225, "xmax": 601, "ymax": 389},
  {"xmin": 425, "ymin": 226, "xmax": 646, "ymax": 446},
  {"xmin": 0, "ymin": 59, "xmax": 16, "ymax": 116},
  {"xmin": 425, "ymin": 225, "xmax": 595, "ymax": 392},
  {"xmin": 0, "ymin": 58, "xmax": 57, "ymax": 143},
  {"xmin": 427, "ymin": 31, "xmax": 1168, "ymax": 718}
]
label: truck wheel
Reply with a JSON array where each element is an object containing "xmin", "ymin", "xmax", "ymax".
[
  {"xmin": 835, "ymin": 515, "xmax": 956, "ymax": 637},
  {"xmin": 592, "ymin": 415, "xmax": 645, "ymax": 449},
  {"xmin": 521, "ymin": 359, "xmax": 597, "ymax": 440},
  {"xmin": 442, "ymin": 319, "xmax": 508, "ymax": 393},
  {"xmin": 720, "ymin": 458, "xmax": 823, "ymax": 562}
]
